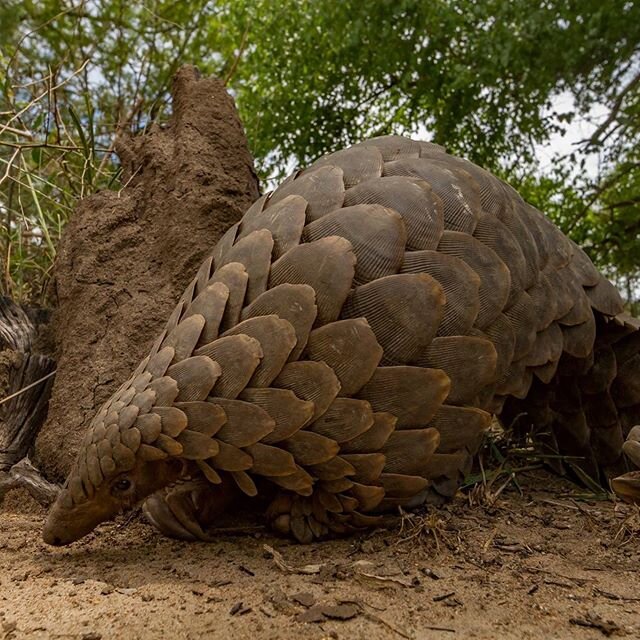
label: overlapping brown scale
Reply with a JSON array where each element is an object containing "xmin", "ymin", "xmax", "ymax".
[
  {"xmin": 348, "ymin": 483, "xmax": 385, "ymax": 512},
  {"xmin": 503, "ymin": 290, "xmax": 538, "ymax": 360},
  {"xmin": 612, "ymin": 329, "xmax": 640, "ymax": 365},
  {"xmin": 237, "ymin": 194, "xmax": 306, "ymax": 258},
  {"xmin": 341, "ymin": 274, "xmax": 445, "ymax": 364},
  {"xmin": 361, "ymin": 135, "xmax": 422, "ymax": 160},
  {"xmin": 145, "ymin": 346, "xmax": 175, "ymax": 379},
  {"xmin": 340, "ymin": 412, "xmax": 397, "ymax": 453},
  {"xmin": 307, "ymin": 145, "xmax": 384, "ymax": 188},
  {"xmin": 543, "ymin": 266, "xmax": 575, "ymax": 320},
  {"xmin": 208, "ymin": 262, "xmax": 248, "ymax": 331},
  {"xmin": 567, "ymin": 239, "xmax": 601, "ymax": 287},
  {"xmin": 437, "ymin": 231, "xmax": 510, "ymax": 329},
  {"xmin": 561, "ymin": 316, "xmax": 596, "ymax": 359},
  {"xmin": 585, "ymin": 277, "xmax": 624, "ymax": 316},
  {"xmin": 401, "ymin": 250, "xmax": 481, "ymax": 336},
  {"xmin": 208, "ymin": 397, "xmax": 275, "ymax": 446},
  {"xmin": 183, "ymin": 282, "xmax": 229, "ymax": 346},
  {"xmin": 383, "ymin": 158, "xmax": 480, "ymax": 233},
  {"xmin": 505, "ymin": 355, "xmax": 536, "ymax": 398},
  {"xmin": 194, "ymin": 254, "xmax": 215, "ymax": 297},
  {"xmin": 163, "ymin": 300, "xmax": 186, "ymax": 337},
  {"xmin": 517, "ymin": 202, "xmax": 552, "ymax": 270},
  {"xmin": 273, "ymin": 361, "xmax": 341, "ymax": 421},
  {"xmin": 241, "ymin": 283, "xmax": 317, "ymax": 361},
  {"xmin": 344, "ymin": 176, "xmax": 444, "ymax": 250},
  {"xmin": 267, "ymin": 165, "xmax": 345, "ymax": 222},
  {"xmin": 525, "ymin": 206, "xmax": 572, "ymax": 269},
  {"xmin": 357, "ymin": 366, "xmax": 450, "ymax": 428},
  {"xmin": 521, "ymin": 322, "xmax": 564, "ymax": 367},
  {"xmin": 174, "ymin": 401, "xmax": 226, "ymax": 436},
  {"xmin": 424, "ymin": 449, "xmax": 471, "ymax": 482},
  {"xmin": 416, "ymin": 336, "xmax": 497, "ymax": 406},
  {"xmin": 303, "ymin": 204, "xmax": 406, "ymax": 285},
  {"xmin": 163, "ymin": 356, "xmax": 221, "ymax": 403},
  {"xmin": 238, "ymin": 388, "xmax": 314, "ymax": 443},
  {"xmin": 231, "ymin": 471, "xmax": 258, "ymax": 497},
  {"xmin": 582, "ymin": 391, "xmax": 619, "ymax": 430},
  {"xmin": 154, "ymin": 406, "xmax": 188, "ymax": 437},
  {"xmin": 340, "ymin": 453, "xmax": 386, "ymax": 484},
  {"xmin": 131, "ymin": 389, "xmax": 156, "ymax": 414},
  {"xmin": 590, "ymin": 421, "xmax": 625, "ymax": 466},
  {"xmin": 269, "ymin": 236, "xmax": 356, "ymax": 326},
  {"xmin": 239, "ymin": 192, "xmax": 270, "ymax": 226},
  {"xmin": 309, "ymin": 397, "xmax": 374, "ymax": 442},
  {"xmin": 176, "ymin": 430, "xmax": 220, "ymax": 459},
  {"xmin": 212, "ymin": 222, "xmax": 239, "ymax": 266},
  {"xmin": 196, "ymin": 335, "xmax": 262, "ymax": 399},
  {"xmin": 558, "ymin": 286, "xmax": 593, "ymax": 327},
  {"xmin": 282, "ymin": 431, "xmax": 340, "ymax": 465},
  {"xmin": 135, "ymin": 413, "xmax": 162, "ymax": 444},
  {"xmin": 553, "ymin": 410, "xmax": 592, "ymax": 456},
  {"xmin": 162, "ymin": 315, "xmax": 205, "ymax": 363},
  {"xmin": 322, "ymin": 478, "xmax": 354, "ymax": 493},
  {"xmin": 473, "ymin": 214, "xmax": 526, "ymax": 305},
  {"xmin": 493, "ymin": 194, "xmax": 540, "ymax": 290},
  {"xmin": 244, "ymin": 443, "xmax": 297, "ymax": 477},
  {"xmin": 265, "ymin": 465, "xmax": 314, "ymax": 495},
  {"xmin": 611, "ymin": 354, "xmax": 640, "ymax": 408},
  {"xmin": 303, "ymin": 318, "xmax": 383, "ymax": 396},
  {"xmin": 308, "ymin": 455, "xmax": 356, "ymax": 481},
  {"xmin": 215, "ymin": 229, "xmax": 274, "ymax": 304},
  {"xmin": 555, "ymin": 352, "xmax": 594, "ymax": 381},
  {"xmin": 428, "ymin": 405, "xmax": 491, "ymax": 453},
  {"xmin": 526, "ymin": 275, "xmax": 558, "ymax": 331},
  {"xmin": 209, "ymin": 441, "xmax": 253, "ymax": 471},
  {"xmin": 382, "ymin": 429, "xmax": 440, "ymax": 475},
  {"xmin": 155, "ymin": 433, "xmax": 183, "ymax": 457},
  {"xmin": 417, "ymin": 140, "xmax": 447, "ymax": 155},
  {"xmin": 222, "ymin": 315, "xmax": 296, "ymax": 387},
  {"xmin": 418, "ymin": 148, "xmax": 504, "ymax": 215},
  {"xmin": 379, "ymin": 473, "xmax": 429, "ymax": 500},
  {"xmin": 531, "ymin": 359, "xmax": 560, "ymax": 384},
  {"xmin": 147, "ymin": 377, "xmax": 179, "ymax": 407}
]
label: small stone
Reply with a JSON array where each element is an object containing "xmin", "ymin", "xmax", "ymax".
[
  {"xmin": 229, "ymin": 601, "xmax": 243, "ymax": 616},
  {"xmin": 81, "ymin": 633, "xmax": 102, "ymax": 640},
  {"xmin": 291, "ymin": 592, "xmax": 316, "ymax": 608},
  {"xmin": 295, "ymin": 605, "xmax": 326, "ymax": 624},
  {"xmin": 321, "ymin": 604, "xmax": 359, "ymax": 620}
]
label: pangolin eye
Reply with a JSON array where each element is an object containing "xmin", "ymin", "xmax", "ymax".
[{"xmin": 113, "ymin": 478, "xmax": 132, "ymax": 492}]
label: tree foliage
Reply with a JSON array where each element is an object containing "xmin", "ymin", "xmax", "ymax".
[{"xmin": 0, "ymin": 0, "xmax": 638, "ymax": 309}]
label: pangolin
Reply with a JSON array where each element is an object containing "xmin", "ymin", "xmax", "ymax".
[{"xmin": 43, "ymin": 135, "xmax": 640, "ymax": 546}]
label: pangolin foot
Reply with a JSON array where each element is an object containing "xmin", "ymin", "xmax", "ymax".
[
  {"xmin": 611, "ymin": 426, "xmax": 640, "ymax": 505},
  {"xmin": 143, "ymin": 477, "xmax": 232, "ymax": 541}
]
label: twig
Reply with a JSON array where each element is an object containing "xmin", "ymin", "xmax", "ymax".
[{"xmin": 0, "ymin": 369, "xmax": 57, "ymax": 407}]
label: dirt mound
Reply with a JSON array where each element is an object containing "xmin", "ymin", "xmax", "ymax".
[{"xmin": 36, "ymin": 66, "xmax": 259, "ymax": 480}]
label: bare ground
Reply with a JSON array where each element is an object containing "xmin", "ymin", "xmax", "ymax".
[{"xmin": 0, "ymin": 471, "xmax": 638, "ymax": 640}]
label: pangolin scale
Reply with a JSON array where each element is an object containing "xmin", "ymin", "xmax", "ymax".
[{"xmin": 43, "ymin": 135, "xmax": 640, "ymax": 546}]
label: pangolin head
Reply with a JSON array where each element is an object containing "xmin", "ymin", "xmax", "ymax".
[{"xmin": 43, "ymin": 364, "xmax": 185, "ymax": 546}]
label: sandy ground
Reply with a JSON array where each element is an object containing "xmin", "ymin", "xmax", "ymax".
[{"xmin": 0, "ymin": 471, "xmax": 638, "ymax": 640}]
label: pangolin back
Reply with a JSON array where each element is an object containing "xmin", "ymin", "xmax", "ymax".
[{"xmin": 44, "ymin": 135, "xmax": 640, "ymax": 545}]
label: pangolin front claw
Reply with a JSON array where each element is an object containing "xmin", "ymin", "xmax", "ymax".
[
  {"xmin": 611, "ymin": 426, "xmax": 640, "ymax": 505},
  {"xmin": 143, "ymin": 478, "xmax": 232, "ymax": 541}
]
